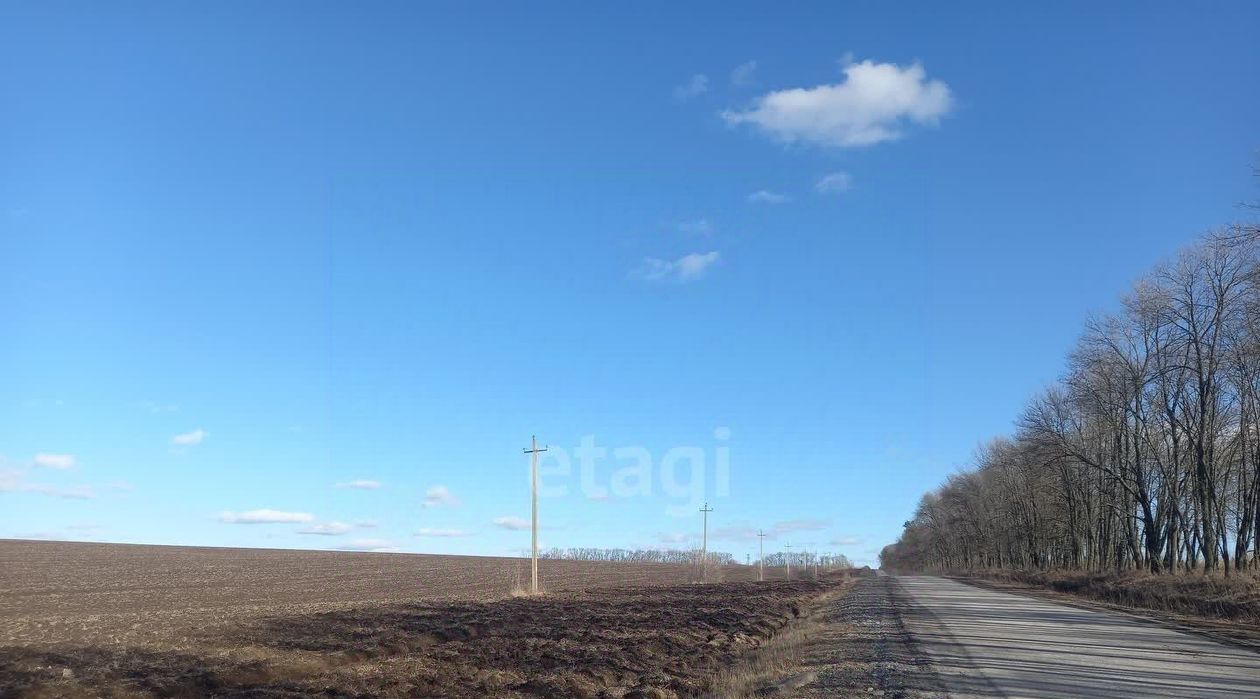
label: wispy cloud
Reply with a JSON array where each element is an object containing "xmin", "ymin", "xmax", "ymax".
[
  {"xmin": 711, "ymin": 525, "xmax": 760, "ymax": 542},
  {"xmin": 335, "ymin": 479, "xmax": 381, "ymax": 490},
  {"xmin": 493, "ymin": 516, "xmax": 530, "ymax": 531},
  {"xmin": 675, "ymin": 218, "xmax": 713, "ymax": 235},
  {"xmin": 633, "ymin": 251, "xmax": 720, "ymax": 283},
  {"xmin": 722, "ymin": 57, "xmax": 953, "ymax": 148},
  {"xmin": 218, "ymin": 509, "xmax": 314, "ymax": 524},
  {"xmin": 23, "ymin": 483, "xmax": 96, "ymax": 499},
  {"xmin": 731, "ymin": 60, "xmax": 758, "ymax": 87},
  {"xmin": 829, "ymin": 536, "xmax": 861, "ymax": 546},
  {"xmin": 421, "ymin": 485, "xmax": 460, "ymax": 508},
  {"xmin": 299, "ymin": 521, "xmax": 352, "ymax": 535},
  {"xmin": 773, "ymin": 518, "xmax": 830, "ymax": 535},
  {"xmin": 673, "ymin": 73, "xmax": 709, "ymax": 101},
  {"xmin": 815, "ymin": 172, "xmax": 853, "ymax": 195},
  {"xmin": 171, "ymin": 428, "xmax": 207, "ymax": 446},
  {"xmin": 337, "ymin": 538, "xmax": 399, "ymax": 552},
  {"xmin": 32, "ymin": 453, "xmax": 76, "ymax": 470},
  {"xmin": 657, "ymin": 532, "xmax": 692, "ymax": 545},
  {"xmin": 415, "ymin": 528, "xmax": 472, "ymax": 538},
  {"xmin": 1, "ymin": 467, "xmax": 95, "ymax": 499},
  {"xmin": 748, "ymin": 190, "xmax": 789, "ymax": 204}
]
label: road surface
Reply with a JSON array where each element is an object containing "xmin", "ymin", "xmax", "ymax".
[{"xmin": 895, "ymin": 576, "xmax": 1260, "ymax": 698}]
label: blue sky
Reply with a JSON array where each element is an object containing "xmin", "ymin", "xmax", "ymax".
[{"xmin": 2, "ymin": 3, "xmax": 1257, "ymax": 566}]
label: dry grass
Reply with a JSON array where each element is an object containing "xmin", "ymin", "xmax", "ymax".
[{"xmin": 968, "ymin": 568, "xmax": 1260, "ymax": 622}]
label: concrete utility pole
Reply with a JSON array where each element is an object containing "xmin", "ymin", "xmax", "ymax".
[
  {"xmin": 757, "ymin": 530, "xmax": 767, "ymax": 582},
  {"xmin": 522, "ymin": 436, "xmax": 548, "ymax": 595},
  {"xmin": 699, "ymin": 502, "xmax": 713, "ymax": 581},
  {"xmin": 785, "ymin": 542, "xmax": 792, "ymax": 580}
]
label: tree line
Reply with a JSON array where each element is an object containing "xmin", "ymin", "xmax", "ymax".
[{"xmin": 883, "ymin": 214, "xmax": 1260, "ymax": 576}]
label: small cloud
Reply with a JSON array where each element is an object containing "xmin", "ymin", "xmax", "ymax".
[
  {"xmin": 66, "ymin": 523, "xmax": 102, "ymax": 532},
  {"xmin": 747, "ymin": 190, "xmax": 789, "ymax": 204},
  {"xmin": 1, "ymin": 467, "xmax": 95, "ymax": 499},
  {"xmin": 422, "ymin": 485, "xmax": 460, "ymax": 508},
  {"xmin": 354, "ymin": 520, "xmax": 379, "ymax": 529},
  {"xmin": 657, "ymin": 532, "xmax": 692, "ymax": 545},
  {"xmin": 773, "ymin": 518, "xmax": 830, "ymax": 535},
  {"xmin": 104, "ymin": 481, "xmax": 134, "ymax": 492},
  {"xmin": 415, "ymin": 528, "xmax": 472, "ymax": 538},
  {"xmin": 633, "ymin": 251, "xmax": 720, "ymax": 283},
  {"xmin": 337, "ymin": 538, "xmax": 398, "ymax": 552},
  {"xmin": 731, "ymin": 60, "xmax": 758, "ymax": 87},
  {"xmin": 142, "ymin": 401, "xmax": 180, "ymax": 414},
  {"xmin": 33, "ymin": 453, "xmax": 76, "ymax": 470},
  {"xmin": 299, "ymin": 521, "xmax": 352, "ymax": 536},
  {"xmin": 815, "ymin": 172, "xmax": 853, "ymax": 195},
  {"xmin": 711, "ymin": 525, "xmax": 760, "ymax": 542},
  {"xmin": 171, "ymin": 428, "xmax": 207, "ymax": 446},
  {"xmin": 675, "ymin": 218, "xmax": 713, "ymax": 235},
  {"xmin": 493, "ymin": 516, "xmax": 530, "ymax": 531},
  {"xmin": 829, "ymin": 536, "xmax": 861, "ymax": 546},
  {"xmin": 335, "ymin": 479, "xmax": 382, "ymax": 490},
  {"xmin": 218, "ymin": 509, "xmax": 314, "ymax": 524},
  {"xmin": 673, "ymin": 73, "xmax": 709, "ymax": 101},
  {"xmin": 24, "ymin": 483, "xmax": 96, "ymax": 500},
  {"xmin": 721, "ymin": 57, "xmax": 953, "ymax": 148}
]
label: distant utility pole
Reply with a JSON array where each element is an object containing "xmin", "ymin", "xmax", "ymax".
[
  {"xmin": 699, "ymin": 502, "xmax": 713, "ymax": 581},
  {"xmin": 522, "ymin": 435, "xmax": 548, "ymax": 595},
  {"xmin": 785, "ymin": 542, "xmax": 792, "ymax": 580},
  {"xmin": 757, "ymin": 530, "xmax": 767, "ymax": 582}
]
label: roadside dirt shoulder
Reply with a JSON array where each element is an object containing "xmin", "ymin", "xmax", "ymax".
[{"xmin": 731, "ymin": 575, "xmax": 944, "ymax": 698}]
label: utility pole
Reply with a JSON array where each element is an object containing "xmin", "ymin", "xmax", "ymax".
[
  {"xmin": 699, "ymin": 502, "xmax": 713, "ymax": 582},
  {"xmin": 757, "ymin": 530, "xmax": 766, "ymax": 582},
  {"xmin": 785, "ymin": 542, "xmax": 792, "ymax": 580},
  {"xmin": 522, "ymin": 436, "xmax": 548, "ymax": 595}
]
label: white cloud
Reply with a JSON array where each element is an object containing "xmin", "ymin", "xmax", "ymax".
[
  {"xmin": 0, "ymin": 468, "xmax": 95, "ymax": 499},
  {"xmin": 218, "ymin": 509, "xmax": 314, "ymax": 524},
  {"xmin": 422, "ymin": 485, "xmax": 460, "ymax": 508},
  {"xmin": 673, "ymin": 73, "xmax": 709, "ymax": 100},
  {"xmin": 171, "ymin": 428, "xmax": 207, "ymax": 446},
  {"xmin": 711, "ymin": 525, "xmax": 760, "ymax": 542},
  {"xmin": 815, "ymin": 172, "xmax": 853, "ymax": 194},
  {"xmin": 23, "ymin": 483, "xmax": 96, "ymax": 499},
  {"xmin": 731, "ymin": 60, "xmax": 758, "ymax": 87},
  {"xmin": 335, "ymin": 479, "xmax": 381, "ymax": 490},
  {"xmin": 493, "ymin": 516, "xmax": 530, "ymax": 531},
  {"xmin": 675, "ymin": 218, "xmax": 713, "ymax": 235},
  {"xmin": 657, "ymin": 532, "xmax": 692, "ymax": 544},
  {"xmin": 299, "ymin": 521, "xmax": 352, "ymax": 535},
  {"xmin": 337, "ymin": 538, "xmax": 398, "ymax": 552},
  {"xmin": 748, "ymin": 190, "xmax": 789, "ymax": 204},
  {"xmin": 633, "ymin": 251, "xmax": 720, "ymax": 283},
  {"xmin": 721, "ymin": 57, "xmax": 953, "ymax": 148},
  {"xmin": 415, "ymin": 528, "xmax": 472, "ymax": 538},
  {"xmin": 829, "ymin": 536, "xmax": 861, "ymax": 546},
  {"xmin": 354, "ymin": 520, "xmax": 379, "ymax": 529},
  {"xmin": 773, "ymin": 518, "xmax": 830, "ymax": 535},
  {"xmin": 33, "ymin": 453, "xmax": 76, "ymax": 470}
]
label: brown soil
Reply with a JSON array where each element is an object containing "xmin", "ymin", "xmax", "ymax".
[{"xmin": 1, "ymin": 540, "xmax": 840, "ymax": 698}]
